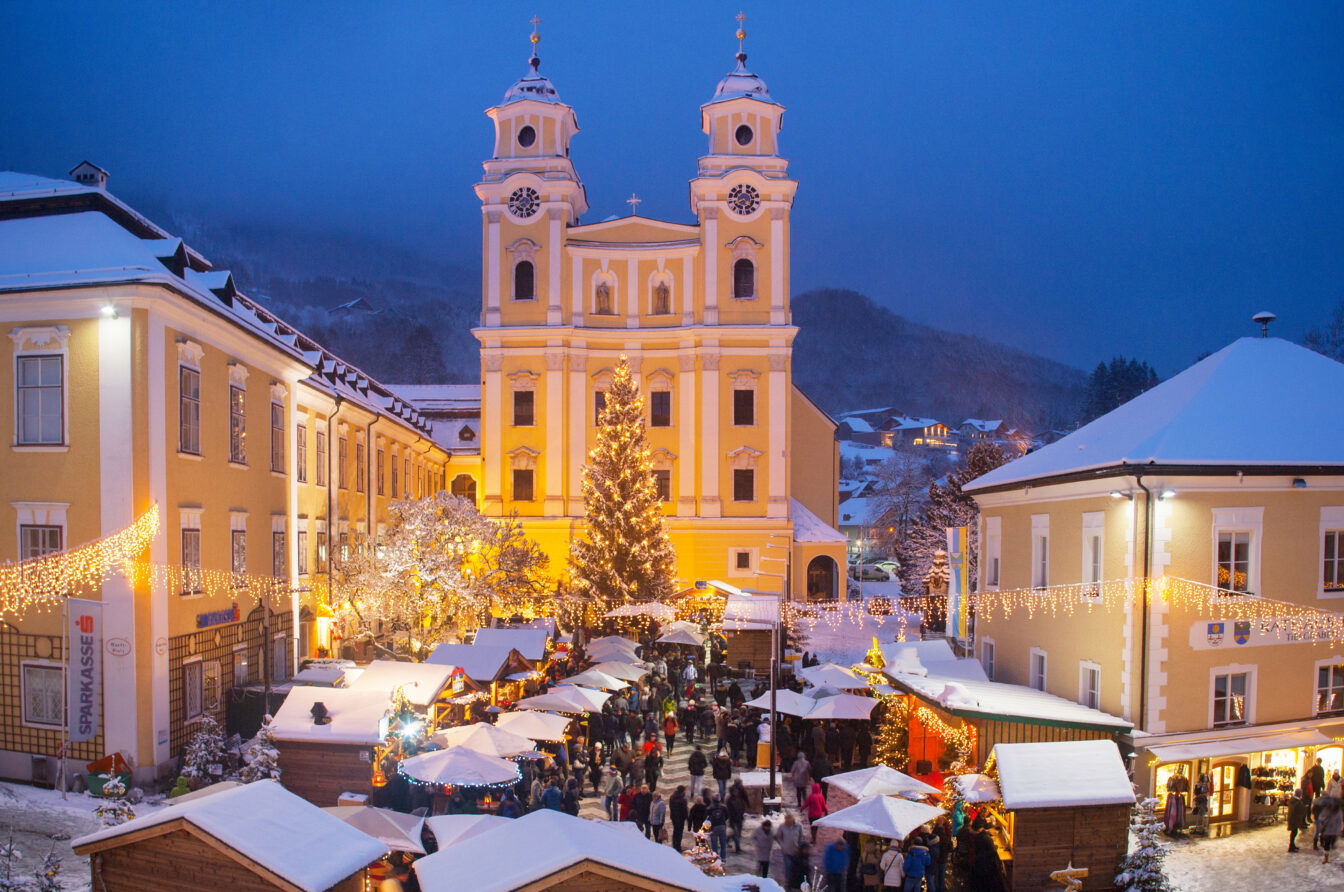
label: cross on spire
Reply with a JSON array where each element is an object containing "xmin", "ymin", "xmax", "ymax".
[
  {"xmin": 735, "ymin": 11, "xmax": 747, "ymax": 58},
  {"xmin": 528, "ymin": 15, "xmax": 541, "ymax": 69},
  {"xmin": 626, "ymin": 193, "xmax": 642, "ymax": 215}
]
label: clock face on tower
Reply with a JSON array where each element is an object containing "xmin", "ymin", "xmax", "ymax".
[
  {"xmin": 508, "ymin": 187, "xmax": 540, "ymax": 218},
  {"xmin": 727, "ymin": 183, "xmax": 760, "ymax": 216}
]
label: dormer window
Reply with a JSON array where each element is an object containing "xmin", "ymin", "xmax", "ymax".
[{"xmin": 459, "ymin": 425, "xmax": 475, "ymax": 442}]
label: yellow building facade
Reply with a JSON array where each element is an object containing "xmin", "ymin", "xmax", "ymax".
[
  {"xmin": 0, "ymin": 171, "xmax": 449, "ymax": 782},
  {"xmin": 966, "ymin": 337, "xmax": 1344, "ymax": 822},
  {"xmin": 469, "ymin": 37, "xmax": 846, "ymax": 601}
]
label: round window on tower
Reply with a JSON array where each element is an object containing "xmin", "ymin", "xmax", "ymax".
[
  {"xmin": 517, "ymin": 125, "xmax": 537, "ymax": 149},
  {"xmin": 734, "ymin": 124, "xmax": 754, "ymax": 147}
]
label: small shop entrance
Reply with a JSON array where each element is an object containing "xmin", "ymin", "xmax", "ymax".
[{"xmin": 1209, "ymin": 761, "xmax": 1240, "ymax": 822}]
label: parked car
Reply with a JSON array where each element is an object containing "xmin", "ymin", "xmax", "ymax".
[
  {"xmin": 873, "ymin": 559, "xmax": 900, "ymax": 575},
  {"xmin": 849, "ymin": 563, "xmax": 890, "ymax": 581}
]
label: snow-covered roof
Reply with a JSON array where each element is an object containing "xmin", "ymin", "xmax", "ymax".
[
  {"xmin": 889, "ymin": 666, "xmax": 1131, "ymax": 732},
  {"xmin": 791, "ymin": 498, "xmax": 846, "ymax": 543},
  {"xmin": 415, "ymin": 807, "xmax": 729, "ymax": 891},
  {"xmin": 344, "ymin": 660, "xmax": 458, "ymax": 707},
  {"xmin": 887, "ymin": 416, "xmax": 942, "ymax": 431},
  {"xmin": 968, "ymin": 337, "xmax": 1344, "ymax": 492},
  {"xmin": 840, "ymin": 416, "xmax": 875, "ymax": 432},
  {"xmin": 501, "ymin": 55, "xmax": 565, "ymax": 105},
  {"xmin": 72, "ymin": 781, "xmax": 387, "ymax": 891},
  {"xmin": 838, "ymin": 496, "xmax": 883, "ymax": 528},
  {"xmin": 961, "ymin": 419, "xmax": 1003, "ymax": 432},
  {"xmin": 839, "ymin": 441, "xmax": 898, "ymax": 466},
  {"xmin": 706, "ymin": 56, "xmax": 780, "ymax": 107},
  {"xmin": 724, "ymin": 591, "xmax": 780, "ymax": 626},
  {"xmin": 386, "ymin": 383, "xmax": 481, "ymax": 409},
  {"xmin": 994, "ymin": 740, "xmax": 1135, "ymax": 810},
  {"xmin": 472, "ymin": 627, "xmax": 550, "ymax": 661},
  {"xmin": 425, "ymin": 643, "xmax": 524, "ymax": 681},
  {"xmin": 269, "ymin": 686, "xmax": 391, "ymax": 745}
]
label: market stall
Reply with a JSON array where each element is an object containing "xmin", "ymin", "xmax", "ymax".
[
  {"xmin": 426, "ymin": 643, "xmax": 536, "ymax": 706},
  {"xmin": 270, "ymin": 686, "xmax": 393, "ymax": 806},
  {"xmin": 991, "ymin": 739, "xmax": 1135, "ymax": 891},
  {"xmin": 345, "ymin": 659, "xmax": 466, "ymax": 730},
  {"xmin": 71, "ymin": 781, "xmax": 387, "ymax": 892}
]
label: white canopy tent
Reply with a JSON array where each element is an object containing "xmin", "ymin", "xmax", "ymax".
[
  {"xmin": 798, "ymin": 662, "xmax": 870, "ymax": 691},
  {"xmin": 591, "ymin": 661, "xmax": 649, "ymax": 682},
  {"xmin": 495, "ymin": 710, "xmax": 573, "ymax": 742},
  {"xmin": 423, "ymin": 814, "xmax": 512, "ymax": 849},
  {"xmin": 586, "ymin": 642, "xmax": 643, "ymax": 663},
  {"xmin": 560, "ymin": 669, "xmax": 629, "ymax": 690},
  {"xmin": 657, "ymin": 628, "xmax": 707, "ymax": 647},
  {"xmin": 803, "ymin": 693, "xmax": 878, "ymax": 721},
  {"xmin": 949, "ymin": 773, "xmax": 1000, "ymax": 804},
  {"xmin": 430, "ymin": 722, "xmax": 537, "ymax": 758},
  {"xmin": 321, "ymin": 805, "xmax": 426, "ymax": 854},
  {"xmin": 827, "ymin": 765, "xmax": 941, "ymax": 800},
  {"xmin": 397, "ymin": 747, "xmax": 521, "ymax": 788},
  {"xmin": 743, "ymin": 689, "xmax": 817, "ymax": 718},
  {"xmin": 813, "ymin": 795, "xmax": 944, "ymax": 840}
]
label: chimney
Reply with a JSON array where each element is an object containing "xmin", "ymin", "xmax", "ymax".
[{"xmin": 68, "ymin": 161, "xmax": 109, "ymax": 190}]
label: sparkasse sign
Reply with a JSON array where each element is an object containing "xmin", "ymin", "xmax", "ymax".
[{"xmin": 67, "ymin": 599, "xmax": 102, "ymax": 743}]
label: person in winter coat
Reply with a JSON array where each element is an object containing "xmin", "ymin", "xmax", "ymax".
[
  {"xmin": 922, "ymin": 826, "xmax": 945, "ymax": 892},
  {"xmin": 588, "ymin": 758, "xmax": 605, "ymax": 797},
  {"xmin": 968, "ymin": 819, "xmax": 1007, "ymax": 891},
  {"xmin": 649, "ymin": 791, "xmax": 668, "ymax": 843},
  {"xmin": 706, "ymin": 796, "xmax": 730, "ymax": 862},
  {"xmin": 774, "ymin": 813, "xmax": 807, "ymax": 892},
  {"xmin": 663, "ymin": 714, "xmax": 679, "ymax": 753},
  {"xmin": 804, "ymin": 782, "xmax": 829, "ymax": 841},
  {"xmin": 812, "ymin": 751, "xmax": 835, "ymax": 798},
  {"xmin": 790, "ymin": 752, "xmax": 812, "ymax": 809},
  {"xmin": 688, "ymin": 792, "xmax": 710, "ymax": 838},
  {"xmin": 1289, "ymin": 789, "xmax": 1309, "ymax": 852},
  {"xmin": 1319, "ymin": 797, "xmax": 1343, "ymax": 863},
  {"xmin": 669, "ymin": 785, "xmax": 690, "ymax": 850},
  {"xmin": 632, "ymin": 785, "xmax": 653, "ymax": 835},
  {"xmin": 823, "ymin": 838, "xmax": 849, "ymax": 892},
  {"xmin": 646, "ymin": 747, "xmax": 663, "ymax": 792},
  {"xmin": 497, "ymin": 791, "xmax": 524, "ymax": 819},
  {"xmin": 902, "ymin": 837, "xmax": 930, "ymax": 892},
  {"xmin": 561, "ymin": 778, "xmax": 581, "ymax": 816},
  {"xmin": 727, "ymin": 780, "xmax": 749, "ymax": 852},
  {"xmin": 712, "ymin": 750, "xmax": 734, "ymax": 800},
  {"xmin": 860, "ymin": 841, "xmax": 883, "ymax": 889},
  {"xmin": 603, "ymin": 768, "xmax": 625, "ymax": 821},
  {"xmin": 878, "ymin": 840, "xmax": 905, "ymax": 891},
  {"xmin": 751, "ymin": 820, "xmax": 775, "ymax": 878},
  {"xmin": 540, "ymin": 780, "xmax": 563, "ymax": 811},
  {"xmin": 855, "ymin": 724, "xmax": 873, "ymax": 768},
  {"xmin": 617, "ymin": 786, "xmax": 635, "ymax": 822},
  {"xmin": 688, "ymin": 746, "xmax": 709, "ymax": 798}
]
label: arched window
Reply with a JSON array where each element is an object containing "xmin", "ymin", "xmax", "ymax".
[
  {"xmin": 513, "ymin": 260, "xmax": 535, "ymax": 301},
  {"xmin": 733, "ymin": 258, "xmax": 755, "ymax": 300},
  {"xmin": 451, "ymin": 474, "xmax": 477, "ymax": 506},
  {"xmin": 595, "ymin": 283, "xmax": 613, "ymax": 315},
  {"xmin": 653, "ymin": 282, "xmax": 670, "ymax": 315}
]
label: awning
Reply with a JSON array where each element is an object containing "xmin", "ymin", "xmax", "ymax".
[{"xmin": 1145, "ymin": 728, "xmax": 1333, "ymax": 763}]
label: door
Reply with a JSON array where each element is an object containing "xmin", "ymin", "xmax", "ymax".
[{"xmin": 1209, "ymin": 761, "xmax": 1240, "ymax": 821}]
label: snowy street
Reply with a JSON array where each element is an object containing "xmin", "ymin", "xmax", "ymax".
[{"xmin": 1165, "ymin": 823, "xmax": 1344, "ymax": 891}]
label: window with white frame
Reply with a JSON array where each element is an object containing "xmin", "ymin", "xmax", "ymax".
[
  {"xmin": 181, "ymin": 525, "xmax": 202, "ymax": 595},
  {"xmin": 270, "ymin": 401, "xmax": 284, "ymax": 473},
  {"xmin": 338, "ymin": 436, "xmax": 348, "ymax": 489},
  {"xmin": 981, "ymin": 638, "xmax": 995, "ymax": 680},
  {"xmin": 1212, "ymin": 670, "xmax": 1250, "ymax": 727},
  {"xmin": 1212, "ymin": 507, "xmax": 1262, "ymax": 595},
  {"xmin": 403, "ymin": 456, "xmax": 410, "ymax": 497},
  {"xmin": 296, "ymin": 423, "xmax": 308, "ymax": 483},
  {"xmin": 21, "ymin": 663, "xmax": 63, "ymax": 727},
  {"xmin": 355, "ymin": 439, "xmax": 366, "ymax": 493},
  {"xmin": 232, "ymin": 648, "xmax": 249, "ymax": 686},
  {"xmin": 230, "ymin": 528, "xmax": 246, "ymax": 576},
  {"xmin": 272, "ymin": 636, "xmax": 290, "ymax": 681},
  {"xmin": 1029, "ymin": 648, "xmax": 1047, "ymax": 691},
  {"xmin": 650, "ymin": 390, "xmax": 672, "ymax": 427},
  {"xmin": 1082, "ymin": 512, "xmax": 1104, "ymax": 601},
  {"xmin": 19, "ymin": 525, "xmax": 61, "ymax": 559},
  {"xmin": 983, "ymin": 516, "xmax": 1001, "ymax": 588},
  {"xmin": 184, "ymin": 660, "xmax": 204, "ymax": 719},
  {"xmin": 1031, "ymin": 514, "xmax": 1049, "ymax": 588},
  {"xmin": 229, "ymin": 384, "xmax": 247, "ymax": 464},
  {"xmin": 653, "ymin": 469, "xmax": 671, "ymax": 503},
  {"xmin": 202, "ymin": 660, "xmax": 221, "ymax": 711},
  {"xmin": 1079, "ymin": 661, "xmax": 1101, "ymax": 709},
  {"xmin": 1217, "ymin": 531, "xmax": 1252, "ymax": 593},
  {"xmin": 1322, "ymin": 508, "xmax": 1344, "ymax": 595},
  {"xmin": 1316, "ymin": 662, "xmax": 1344, "ymax": 715},
  {"xmin": 16, "ymin": 355, "xmax": 64, "ymax": 445},
  {"xmin": 179, "ymin": 366, "xmax": 201, "ymax": 455},
  {"xmin": 297, "ymin": 529, "xmax": 309, "ymax": 576},
  {"xmin": 376, "ymin": 448, "xmax": 385, "ymax": 495},
  {"xmin": 272, "ymin": 531, "xmax": 286, "ymax": 579}
]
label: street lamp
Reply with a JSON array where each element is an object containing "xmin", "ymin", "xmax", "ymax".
[{"xmin": 757, "ymin": 530, "xmax": 792, "ymax": 807}]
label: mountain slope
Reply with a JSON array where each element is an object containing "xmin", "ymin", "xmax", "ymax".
[{"xmin": 791, "ymin": 289, "xmax": 1086, "ymax": 429}]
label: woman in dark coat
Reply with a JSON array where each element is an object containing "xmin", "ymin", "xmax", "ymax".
[
  {"xmin": 727, "ymin": 780, "xmax": 749, "ymax": 853},
  {"xmin": 669, "ymin": 785, "xmax": 690, "ymax": 851},
  {"xmin": 969, "ymin": 819, "xmax": 1008, "ymax": 892}
]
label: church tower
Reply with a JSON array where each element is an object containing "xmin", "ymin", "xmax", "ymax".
[{"xmin": 472, "ymin": 18, "xmax": 844, "ymax": 601}]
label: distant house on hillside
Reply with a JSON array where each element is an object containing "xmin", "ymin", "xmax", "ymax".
[
  {"xmin": 883, "ymin": 416, "xmax": 955, "ymax": 450},
  {"xmin": 836, "ymin": 415, "xmax": 883, "ymax": 446},
  {"xmin": 329, "ymin": 296, "xmax": 380, "ymax": 316},
  {"xmin": 960, "ymin": 418, "xmax": 1003, "ymax": 440}
]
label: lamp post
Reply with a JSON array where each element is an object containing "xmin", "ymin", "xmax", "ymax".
[{"xmin": 757, "ymin": 531, "xmax": 792, "ymax": 806}]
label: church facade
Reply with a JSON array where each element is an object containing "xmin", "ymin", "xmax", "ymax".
[{"xmin": 466, "ymin": 32, "xmax": 846, "ymax": 601}]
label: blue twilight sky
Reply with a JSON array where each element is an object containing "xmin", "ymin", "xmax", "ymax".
[{"xmin": 3, "ymin": 1, "xmax": 1342, "ymax": 373}]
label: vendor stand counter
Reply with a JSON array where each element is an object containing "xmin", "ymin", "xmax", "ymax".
[{"xmin": 992, "ymin": 740, "xmax": 1135, "ymax": 891}]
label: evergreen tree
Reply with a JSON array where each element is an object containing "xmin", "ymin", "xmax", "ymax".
[
  {"xmin": 239, "ymin": 714, "xmax": 282, "ymax": 782},
  {"xmin": 31, "ymin": 849, "xmax": 62, "ymax": 892},
  {"xmin": 1084, "ymin": 357, "xmax": 1160, "ymax": 422},
  {"xmin": 896, "ymin": 442, "xmax": 1010, "ymax": 604},
  {"xmin": 1305, "ymin": 299, "xmax": 1344, "ymax": 362},
  {"xmin": 1114, "ymin": 797, "xmax": 1176, "ymax": 892},
  {"xmin": 924, "ymin": 550, "xmax": 950, "ymax": 594},
  {"xmin": 182, "ymin": 714, "xmax": 226, "ymax": 783},
  {"xmin": 570, "ymin": 356, "xmax": 676, "ymax": 603},
  {"xmin": 0, "ymin": 831, "xmax": 22, "ymax": 892},
  {"xmin": 92, "ymin": 777, "xmax": 136, "ymax": 827}
]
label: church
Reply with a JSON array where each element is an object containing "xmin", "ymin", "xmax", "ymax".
[{"xmin": 449, "ymin": 23, "xmax": 847, "ymax": 602}]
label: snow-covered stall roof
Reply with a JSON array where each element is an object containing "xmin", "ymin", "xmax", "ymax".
[
  {"xmin": 424, "ymin": 643, "xmax": 524, "ymax": 681},
  {"xmin": 967, "ymin": 337, "xmax": 1344, "ymax": 492},
  {"xmin": 472, "ymin": 627, "xmax": 550, "ymax": 661},
  {"xmin": 345, "ymin": 660, "xmax": 459, "ymax": 707},
  {"xmin": 414, "ymin": 807, "xmax": 727, "ymax": 891},
  {"xmin": 994, "ymin": 740, "xmax": 1135, "ymax": 810},
  {"xmin": 791, "ymin": 498, "xmax": 847, "ymax": 543},
  {"xmin": 269, "ymin": 686, "xmax": 391, "ymax": 745},
  {"xmin": 723, "ymin": 591, "xmax": 779, "ymax": 630},
  {"xmin": 880, "ymin": 640, "xmax": 988, "ymax": 682},
  {"xmin": 71, "ymin": 781, "xmax": 387, "ymax": 892}
]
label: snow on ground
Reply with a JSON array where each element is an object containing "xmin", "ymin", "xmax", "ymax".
[
  {"xmin": 1164, "ymin": 822, "xmax": 1344, "ymax": 891},
  {"xmin": 0, "ymin": 782, "xmax": 166, "ymax": 890}
]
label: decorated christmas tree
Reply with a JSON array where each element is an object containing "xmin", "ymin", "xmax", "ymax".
[
  {"xmin": 182, "ymin": 714, "xmax": 226, "ymax": 783},
  {"xmin": 0, "ymin": 831, "xmax": 22, "ymax": 892},
  {"xmin": 92, "ymin": 777, "xmax": 136, "ymax": 827},
  {"xmin": 239, "ymin": 714, "xmax": 282, "ymax": 782},
  {"xmin": 570, "ymin": 355, "xmax": 676, "ymax": 603},
  {"xmin": 1114, "ymin": 797, "xmax": 1175, "ymax": 892},
  {"xmin": 31, "ymin": 849, "xmax": 62, "ymax": 892},
  {"xmin": 682, "ymin": 822, "xmax": 725, "ymax": 876}
]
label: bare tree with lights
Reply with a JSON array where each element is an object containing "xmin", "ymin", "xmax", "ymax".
[
  {"xmin": 570, "ymin": 356, "xmax": 676, "ymax": 603},
  {"xmin": 335, "ymin": 493, "xmax": 548, "ymax": 656}
]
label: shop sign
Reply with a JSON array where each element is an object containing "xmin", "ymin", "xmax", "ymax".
[
  {"xmin": 450, "ymin": 667, "xmax": 466, "ymax": 694},
  {"xmin": 105, "ymin": 638, "xmax": 131, "ymax": 657},
  {"xmin": 67, "ymin": 599, "xmax": 102, "ymax": 743},
  {"xmin": 1189, "ymin": 618, "xmax": 1331, "ymax": 650},
  {"xmin": 196, "ymin": 603, "xmax": 240, "ymax": 629}
]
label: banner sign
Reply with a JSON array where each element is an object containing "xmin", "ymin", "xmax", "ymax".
[
  {"xmin": 1189, "ymin": 617, "xmax": 1332, "ymax": 650},
  {"xmin": 946, "ymin": 526, "xmax": 969, "ymax": 639},
  {"xmin": 67, "ymin": 599, "xmax": 102, "ymax": 743}
]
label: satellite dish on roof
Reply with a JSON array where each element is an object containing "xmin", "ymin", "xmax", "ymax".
[{"xmin": 1252, "ymin": 310, "xmax": 1276, "ymax": 337}]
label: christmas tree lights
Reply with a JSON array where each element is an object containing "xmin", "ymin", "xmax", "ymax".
[{"xmin": 569, "ymin": 356, "xmax": 676, "ymax": 604}]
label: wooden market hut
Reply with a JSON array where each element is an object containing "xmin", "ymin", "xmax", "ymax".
[
  {"xmin": 426, "ymin": 643, "xmax": 535, "ymax": 705},
  {"xmin": 991, "ymin": 739, "xmax": 1136, "ymax": 891},
  {"xmin": 345, "ymin": 659, "xmax": 470, "ymax": 728},
  {"xmin": 71, "ymin": 780, "xmax": 387, "ymax": 892},
  {"xmin": 413, "ymin": 808, "xmax": 725, "ymax": 891},
  {"xmin": 472, "ymin": 626, "xmax": 551, "ymax": 664},
  {"xmin": 881, "ymin": 641, "xmax": 1132, "ymax": 768},
  {"xmin": 270, "ymin": 686, "xmax": 392, "ymax": 806}
]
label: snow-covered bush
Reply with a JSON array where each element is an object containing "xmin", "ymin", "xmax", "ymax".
[
  {"xmin": 182, "ymin": 715, "xmax": 226, "ymax": 783},
  {"xmin": 0, "ymin": 832, "xmax": 22, "ymax": 891},
  {"xmin": 93, "ymin": 777, "xmax": 137, "ymax": 827},
  {"xmin": 239, "ymin": 714, "xmax": 282, "ymax": 782},
  {"xmin": 31, "ymin": 850, "xmax": 61, "ymax": 892},
  {"xmin": 1115, "ymin": 796, "xmax": 1176, "ymax": 891}
]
